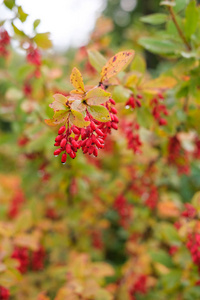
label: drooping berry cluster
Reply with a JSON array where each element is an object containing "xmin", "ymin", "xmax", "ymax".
[
  {"xmin": 0, "ymin": 28, "xmax": 10, "ymax": 57},
  {"xmin": 26, "ymin": 45, "xmax": 41, "ymax": 66},
  {"xmin": 113, "ymin": 194, "xmax": 133, "ymax": 228},
  {"xmin": 8, "ymin": 189, "xmax": 25, "ymax": 219},
  {"xmin": 187, "ymin": 233, "xmax": 200, "ymax": 271},
  {"xmin": 31, "ymin": 246, "xmax": 46, "ymax": 271},
  {"xmin": 168, "ymin": 135, "xmax": 190, "ymax": 175},
  {"xmin": 0, "ymin": 286, "xmax": 10, "ymax": 300},
  {"xmin": 129, "ymin": 274, "xmax": 148, "ymax": 300},
  {"xmin": 11, "ymin": 246, "xmax": 46, "ymax": 273},
  {"xmin": 26, "ymin": 44, "xmax": 41, "ymax": 78},
  {"xmin": 125, "ymin": 94, "xmax": 142, "ymax": 109},
  {"xmin": 182, "ymin": 203, "xmax": 196, "ymax": 218},
  {"xmin": 123, "ymin": 121, "xmax": 142, "ymax": 154},
  {"xmin": 11, "ymin": 247, "xmax": 29, "ymax": 273},
  {"xmin": 150, "ymin": 93, "xmax": 168, "ymax": 126},
  {"xmin": 54, "ymin": 99, "xmax": 118, "ymax": 164},
  {"xmin": 193, "ymin": 136, "xmax": 200, "ymax": 159},
  {"xmin": 144, "ymin": 185, "xmax": 159, "ymax": 210}
]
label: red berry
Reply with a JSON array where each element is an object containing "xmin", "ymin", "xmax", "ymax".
[
  {"xmin": 66, "ymin": 144, "xmax": 72, "ymax": 154},
  {"xmin": 111, "ymin": 107, "xmax": 117, "ymax": 114},
  {"xmin": 69, "ymin": 151, "xmax": 76, "ymax": 159},
  {"xmin": 55, "ymin": 135, "xmax": 63, "ymax": 142},
  {"xmin": 60, "ymin": 138, "xmax": 67, "ymax": 148},
  {"xmin": 90, "ymin": 121, "xmax": 96, "ymax": 131},
  {"xmin": 93, "ymin": 148, "xmax": 98, "ymax": 157},
  {"xmin": 61, "ymin": 153, "xmax": 67, "ymax": 164},
  {"xmin": 72, "ymin": 126, "xmax": 80, "ymax": 134},
  {"xmin": 95, "ymin": 128, "xmax": 104, "ymax": 136},
  {"xmin": 58, "ymin": 126, "xmax": 66, "ymax": 135},
  {"xmin": 54, "ymin": 149, "xmax": 61, "ymax": 157},
  {"xmin": 109, "ymin": 98, "xmax": 116, "ymax": 105}
]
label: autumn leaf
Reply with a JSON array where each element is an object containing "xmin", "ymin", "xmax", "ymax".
[
  {"xmin": 100, "ymin": 50, "xmax": 135, "ymax": 82},
  {"xmin": 70, "ymin": 67, "xmax": 85, "ymax": 94},
  {"xmin": 49, "ymin": 94, "xmax": 70, "ymax": 111},
  {"xmin": 85, "ymin": 87, "xmax": 111, "ymax": 105},
  {"xmin": 141, "ymin": 76, "xmax": 177, "ymax": 91},
  {"xmin": 45, "ymin": 110, "xmax": 70, "ymax": 127},
  {"xmin": 69, "ymin": 110, "xmax": 90, "ymax": 128},
  {"xmin": 87, "ymin": 105, "xmax": 111, "ymax": 122}
]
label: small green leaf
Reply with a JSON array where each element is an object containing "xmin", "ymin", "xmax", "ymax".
[
  {"xmin": 4, "ymin": 0, "xmax": 15, "ymax": 9},
  {"xmin": 33, "ymin": 19, "xmax": 41, "ymax": 30},
  {"xmin": 87, "ymin": 50, "xmax": 107, "ymax": 73},
  {"xmin": 33, "ymin": 32, "xmax": 52, "ymax": 49},
  {"xmin": 69, "ymin": 110, "xmax": 90, "ymax": 128},
  {"xmin": 87, "ymin": 105, "xmax": 111, "ymax": 122},
  {"xmin": 139, "ymin": 37, "xmax": 181, "ymax": 55},
  {"xmin": 130, "ymin": 54, "xmax": 146, "ymax": 73},
  {"xmin": 112, "ymin": 85, "xmax": 132, "ymax": 103},
  {"xmin": 12, "ymin": 23, "xmax": 25, "ymax": 37},
  {"xmin": 18, "ymin": 6, "xmax": 28, "ymax": 23},
  {"xmin": 150, "ymin": 250, "xmax": 174, "ymax": 268},
  {"xmin": 140, "ymin": 13, "xmax": 168, "ymax": 25},
  {"xmin": 184, "ymin": 0, "xmax": 198, "ymax": 39},
  {"xmin": 85, "ymin": 87, "xmax": 111, "ymax": 105}
]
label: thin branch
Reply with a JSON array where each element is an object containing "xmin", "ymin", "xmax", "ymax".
[{"xmin": 168, "ymin": 6, "xmax": 191, "ymax": 51}]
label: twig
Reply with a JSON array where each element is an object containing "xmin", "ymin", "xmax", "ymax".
[{"xmin": 168, "ymin": 6, "xmax": 191, "ymax": 51}]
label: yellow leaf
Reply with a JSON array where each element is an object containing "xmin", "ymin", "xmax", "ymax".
[
  {"xmin": 49, "ymin": 94, "xmax": 69, "ymax": 111},
  {"xmin": 70, "ymin": 67, "xmax": 85, "ymax": 93},
  {"xmin": 69, "ymin": 110, "xmax": 90, "ymax": 128},
  {"xmin": 100, "ymin": 50, "xmax": 135, "ymax": 82},
  {"xmin": 142, "ymin": 76, "xmax": 177, "ymax": 90},
  {"xmin": 85, "ymin": 87, "xmax": 111, "ymax": 105},
  {"xmin": 45, "ymin": 110, "xmax": 70, "ymax": 127}
]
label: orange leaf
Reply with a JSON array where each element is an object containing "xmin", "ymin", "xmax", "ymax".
[
  {"xmin": 70, "ymin": 67, "xmax": 85, "ymax": 93},
  {"xmin": 100, "ymin": 50, "xmax": 135, "ymax": 82}
]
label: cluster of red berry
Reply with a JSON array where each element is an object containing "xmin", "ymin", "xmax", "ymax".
[
  {"xmin": 54, "ymin": 99, "xmax": 118, "ymax": 164},
  {"xmin": 8, "ymin": 189, "xmax": 25, "ymax": 219},
  {"xmin": 0, "ymin": 28, "xmax": 10, "ymax": 57},
  {"xmin": 11, "ymin": 246, "xmax": 46, "ymax": 274},
  {"xmin": 123, "ymin": 121, "xmax": 142, "ymax": 154},
  {"xmin": 187, "ymin": 233, "xmax": 200, "ymax": 271},
  {"xmin": 0, "ymin": 286, "xmax": 10, "ymax": 300},
  {"xmin": 125, "ymin": 94, "xmax": 142, "ymax": 109},
  {"xmin": 150, "ymin": 93, "xmax": 168, "ymax": 126},
  {"xmin": 26, "ymin": 44, "xmax": 41, "ymax": 78},
  {"xmin": 129, "ymin": 274, "xmax": 148, "ymax": 300},
  {"xmin": 168, "ymin": 135, "xmax": 190, "ymax": 175},
  {"xmin": 145, "ymin": 185, "xmax": 159, "ymax": 210},
  {"xmin": 113, "ymin": 194, "xmax": 133, "ymax": 228}
]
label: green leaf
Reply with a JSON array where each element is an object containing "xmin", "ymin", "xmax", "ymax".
[
  {"xmin": 4, "ymin": 0, "xmax": 15, "ymax": 9},
  {"xmin": 184, "ymin": 0, "xmax": 198, "ymax": 39},
  {"xmin": 18, "ymin": 6, "xmax": 28, "ymax": 23},
  {"xmin": 150, "ymin": 250, "xmax": 174, "ymax": 268},
  {"xmin": 140, "ymin": 13, "xmax": 168, "ymax": 25},
  {"xmin": 11, "ymin": 23, "xmax": 25, "ymax": 37},
  {"xmin": 69, "ymin": 110, "xmax": 90, "ymax": 128},
  {"xmin": 174, "ymin": 0, "xmax": 189, "ymax": 13},
  {"xmin": 112, "ymin": 85, "xmax": 132, "ymax": 103},
  {"xmin": 87, "ymin": 105, "xmax": 111, "ymax": 122},
  {"xmin": 33, "ymin": 32, "xmax": 52, "ymax": 49},
  {"xmin": 139, "ymin": 37, "xmax": 181, "ymax": 55},
  {"xmin": 33, "ymin": 19, "xmax": 41, "ymax": 30},
  {"xmin": 87, "ymin": 50, "xmax": 107, "ymax": 73},
  {"xmin": 161, "ymin": 270, "xmax": 182, "ymax": 291},
  {"xmin": 85, "ymin": 87, "xmax": 111, "ymax": 105},
  {"xmin": 130, "ymin": 54, "xmax": 146, "ymax": 73}
]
